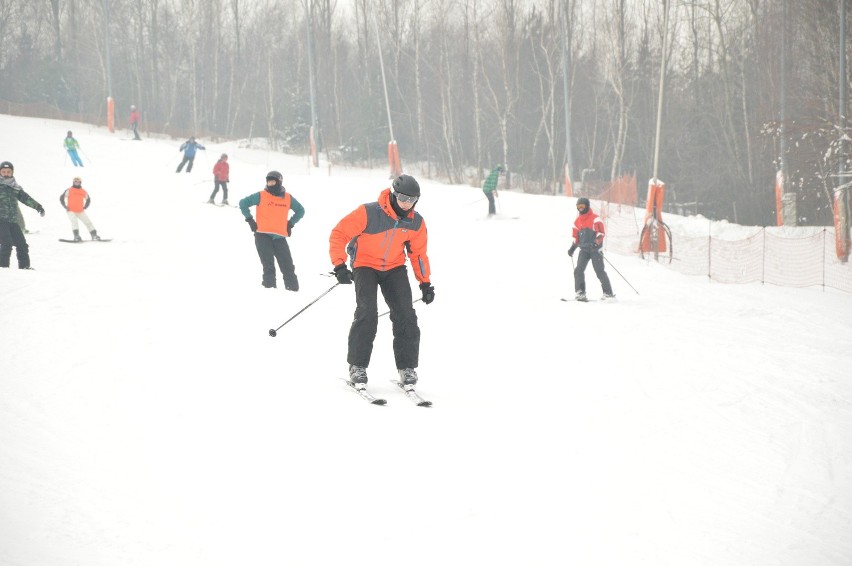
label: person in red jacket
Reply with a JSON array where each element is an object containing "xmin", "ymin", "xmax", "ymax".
[
  {"xmin": 129, "ymin": 105, "xmax": 141, "ymax": 140},
  {"xmin": 568, "ymin": 197, "xmax": 614, "ymax": 301},
  {"xmin": 60, "ymin": 177, "xmax": 100, "ymax": 241},
  {"xmin": 209, "ymin": 154, "xmax": 230, "ymax": 205},
  {"xmin": 329, "ymin": 174, "xmax": 435, "ymax": 390}
]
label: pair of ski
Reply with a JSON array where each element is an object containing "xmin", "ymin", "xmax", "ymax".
[{"xmin": 342, "ymin": 379, "xmax": 432, "ymax": 407}]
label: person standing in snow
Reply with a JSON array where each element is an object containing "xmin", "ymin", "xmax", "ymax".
[
  {"xmin": 0, "ymin": 161, "xmax": 45, "ymax": 270},
  {"xmin": 176, "ymin": 136, "xmax": 205, "ymax": 173},
  {"xmin": 239, "ymin": 170, "xmax": 304, "ymax": 290},
  {"xmin": 568, "ymin": 197, "xmax": 614, "ymax": 301},
  {"xmin": 60, "ymin": 176, "xmax": 100, "ymax": 241},
  {"xmin": 64, "ymin": 131, "xmax": 84, "ymax": 167},
  {"xmin": 482, "ymin": 164, "xmax": 503, "ymax": 217},
  {"xmin": 129, "ymin": 105, "xmax": 141, "ymax": 140},
  {"xmin": 329, "ymin": 174, "xmax": 435, "ymax": 390},
  {"xmin": 208, "ymin": 154, "xmax": 229, "ymax": 205}
]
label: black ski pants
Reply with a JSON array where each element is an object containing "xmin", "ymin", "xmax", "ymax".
[
  {"xmin": 254, "ymin": 233, "xmax": 298, "ymax": 290},
  {"xmin": 176, "ymin": 156, "xmax": 195, "ymax": 173},
  {"xmin": 210, "ymin": 180, "xmax": 228, "ymax": 201},
  {"xmin": 348, "ymin": 265, "xmax": 420, "ymax": 369},
  {"xmin": 574, "ymin": 248, "xmax": 613, "ymax": 295},
  {"xmin": 485, "ymin": 191, "xmax": 496, "ymax": 215},
  {"xmin": 0, "ymin": 220, "xmax": 30, "ymax": 269}
]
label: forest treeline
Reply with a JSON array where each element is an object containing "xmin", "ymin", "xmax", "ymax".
[{"xmin": 0, "ymin": 0, "xmax": 848, "ymax": 226}]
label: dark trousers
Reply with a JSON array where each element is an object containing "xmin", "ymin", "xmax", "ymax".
[
  {"xmin": 254, "ymin": 233, "xmax": 298, "ymax": 290},
  {"xmin": 0, "ymin": 220, "xmax": 30, "ymax": 268},
  {"xmin": 348, "ymin": 265, "xmax": 420, "ymax": 369},
  {"xmin": 131, "ymin": 123, "xmax": 141, "ymax": 140},
  {"xmin": 176, "ymin": 156, "xmax": 195, "ymax": 173},
  {"xmin": 574, "ymin": 249, "xmax": 613, "ymax": 295},
  {"xmin": 210, "ymin": 181, "xmax": 228, "ymax": 201},
  {"xmin": 485, "ymin": 191, "xmax": 496, "ymax": 215}
]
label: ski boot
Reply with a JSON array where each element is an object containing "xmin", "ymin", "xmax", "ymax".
[
  {"xmin": 575, "ymin": 291, "xmax": 588, "ymax": 302},
  {"xmin": 90, "ymin": 230, "xmax": 101, "ymax": 241},
  {"xmin": 72, "ymin": 229, "xmax": 82, "ymax": 242},
  {"xmin": 348, "ymin": 365, "xmax": 369, "ymax": 390},
  {"xmin": 398, "ymin": 368, "xmax": 418, "ymax": 387}
]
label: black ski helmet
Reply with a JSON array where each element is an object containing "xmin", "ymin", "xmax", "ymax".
[
  {"xmin": 576, "ymin": 197, "xmax": 591, "ymax": 214},
  {"xmin": 0, "ymin": 161, "xmax": 13, "ymax": 172},
  {"xmin": 392, "ymin": 174, "xmax": 420, "ymax": 198},
  {"xmin": 265, "ymin": 170, "xmax": 284, "ymax": 194}
]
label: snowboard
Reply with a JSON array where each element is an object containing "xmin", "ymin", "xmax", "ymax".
[{"xmin": 59, "ymin": 238, "xmax": 113, "ymax": 243}]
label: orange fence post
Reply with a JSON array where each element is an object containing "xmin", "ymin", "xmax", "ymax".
[
  {"xmin": 107, "ymin": 96, "xmax": 114, "ymax": 133},
  {"xmin": 387, "ymin": 141, "xmax": 402, "ymax": 178},
  {"xmin": 640, "ymin": 179, "xmax": 668, "ymax": 253},
  {"xmin": 834, "ymin": 187, "xmax": 850, "ymax": 262},
  {"xmin": 775, "ymin": 170, "xmax": 784, "ymax": 226},
  {"xmin": 564, "ymin": 164, "xmax": 573, "ymax": 197},
  {"xmin": 309, "ymin": 126, "xmax": 319, "ymax": 167}
]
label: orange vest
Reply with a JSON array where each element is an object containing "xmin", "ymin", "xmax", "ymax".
[
  {"xmin": 65, "ymin": 187, "xmax": 87, "ymax": 213},
  {"xmin": 256, "ymin": 191, "xmax": 291, "ymax": 236}
]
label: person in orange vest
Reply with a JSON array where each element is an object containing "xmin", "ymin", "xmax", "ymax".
[
  {"xmin": 208, "ymin": 153, "xmax": 229, "ymax": 205},
  {"xmin": 238, "ymin": 170, "xmax": 304, "ymax": 290},
  {"xmin": 60, "ymin": 177, "xmax": 100, "ymax": 241},
  {"xmin": 329, "ymin": 174, "xmax": 435, "ymax": 390}
]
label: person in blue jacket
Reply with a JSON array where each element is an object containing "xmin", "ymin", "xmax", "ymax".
[
  {"xmin": 239, "ymin": 170, "xmax": 305, "ymax": 290},
  {"xmin": 176, "ymin": 136, "xmax": 205, "ymax": 173}
]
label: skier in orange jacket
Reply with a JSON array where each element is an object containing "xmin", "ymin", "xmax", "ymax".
[{"xmin": 329, "ymin": 174, "xmax": 435, "ymax": 390}]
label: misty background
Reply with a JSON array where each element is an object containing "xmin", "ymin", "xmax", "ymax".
[{"xmin": 0, "ymin": 0, "xmax": 849, "ymax": 225}]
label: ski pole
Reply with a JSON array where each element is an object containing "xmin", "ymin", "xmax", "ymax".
[
  {"xmin": 268, "ymin": 282, "xmax": 340, "ymax": 337},
  {"xmin": 378, "ymin": 298, "xmax": 422, "ymax": 318},
  {"xmin": 601, "ymin": 253, "xmax": 639, "ymax": 295}
]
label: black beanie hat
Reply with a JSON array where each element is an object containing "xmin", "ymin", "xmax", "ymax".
[{"xmin": 577, "ymin": 197, "xmax": 591, "ymax": 213}]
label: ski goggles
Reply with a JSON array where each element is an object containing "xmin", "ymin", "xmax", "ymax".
[
  {"xmin": 395, "ymin": 192, "xmax": 418, "ymax": 204},
  {"xmin": 576, "ymin": 203, "xmax": 587, "ymax": 211}
]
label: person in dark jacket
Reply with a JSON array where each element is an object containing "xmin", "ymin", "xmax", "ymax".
[
  {"xmin": 568, "ymin": 197, "xmax": 614, "ymax": 301},
  {"xmin": 0, "ymin": 161, "xmax": 45, "ymax": 269},
  {"xmin": 482, "ymin": 165, "xmax": 503, "ymax": 216},
  {"xmin": 329, "ymin": 174, "xmax": 435, "ymax": 390},
  {"xmin": 239, "ymin": 170, "xmax": 304, "ymax": 290},
  {"xmin": 176, "ymin": 137, "xmax": 205, "ymax": 173}
]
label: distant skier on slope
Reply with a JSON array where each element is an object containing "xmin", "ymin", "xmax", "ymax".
[{"xmin": 568, "ymin": 197, "xmax": 614, "ymax": 301}]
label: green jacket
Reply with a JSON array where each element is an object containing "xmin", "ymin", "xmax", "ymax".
[
  {"xmin": 0, "ymin": 176, "xmax": 43, "ymax": 223},
  {"xmin": 64, "ymin": 136, "xmax": 80, "ymax": 151},
  {"xmin": 483, "ymin": 167, "xmax": 501, "ymax": 193}
]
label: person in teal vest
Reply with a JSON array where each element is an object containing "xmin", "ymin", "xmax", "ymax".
[
  {"xmin": 482, "ymin": 165, "xmax": 503, "ymax": 216},
  {"xmin": 64, "ymin": 131, "xmax": 83, "ymax": 167}
]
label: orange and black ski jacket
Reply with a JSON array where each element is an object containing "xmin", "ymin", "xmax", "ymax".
[
  {"xmin": 329, "ymin": 188, "xmax": 431, "ymax": 283},
  {"xmin": 60, "ymin": 187, "xmax": 90, "ymax": 213}
]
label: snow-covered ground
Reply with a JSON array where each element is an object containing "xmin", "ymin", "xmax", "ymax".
[{"xmin": 2, "ymin": 113, "xmax": 851, "ymax": 566}]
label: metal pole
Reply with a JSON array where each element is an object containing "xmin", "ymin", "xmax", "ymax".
[
  {"xmin": 652, "ymin": 0, "xmax": 670, "ymax": 180},
  {"xmin": 372, "ymin": 6, "xmax": 395, "ymax": 141},
  {"xmin": 306, "ymin": 0, "xmax": 320, "ymax": 167},
  {"xmin": 559, "ymin": 1, "xmax": 574, "ymax": 183}
]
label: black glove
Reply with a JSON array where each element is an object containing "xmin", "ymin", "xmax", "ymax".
[
  {"xmin": 245, "ymin": 217, "xmax": 257, "ymax": 232},
  {"xmin": 333, "ymin": 263, "xmax": 353, "ymax": 284},
  {"xmin": 287, "ymin": 219, "xmax": 294, "ymax": 236},
  {"xmin": 419, "ymin": 282, "xmax": 435, "ymax": 304},
  {"xmin": 36, "ymin": 206, "xmax": 45, "ymax": 217},
  {"xmin": 593, "ymin": 242, "xmax": 602, "ymax": 251},
  {"xmin": 568, "ymin": 243, "xmax": 577, "ymax": 257}
]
